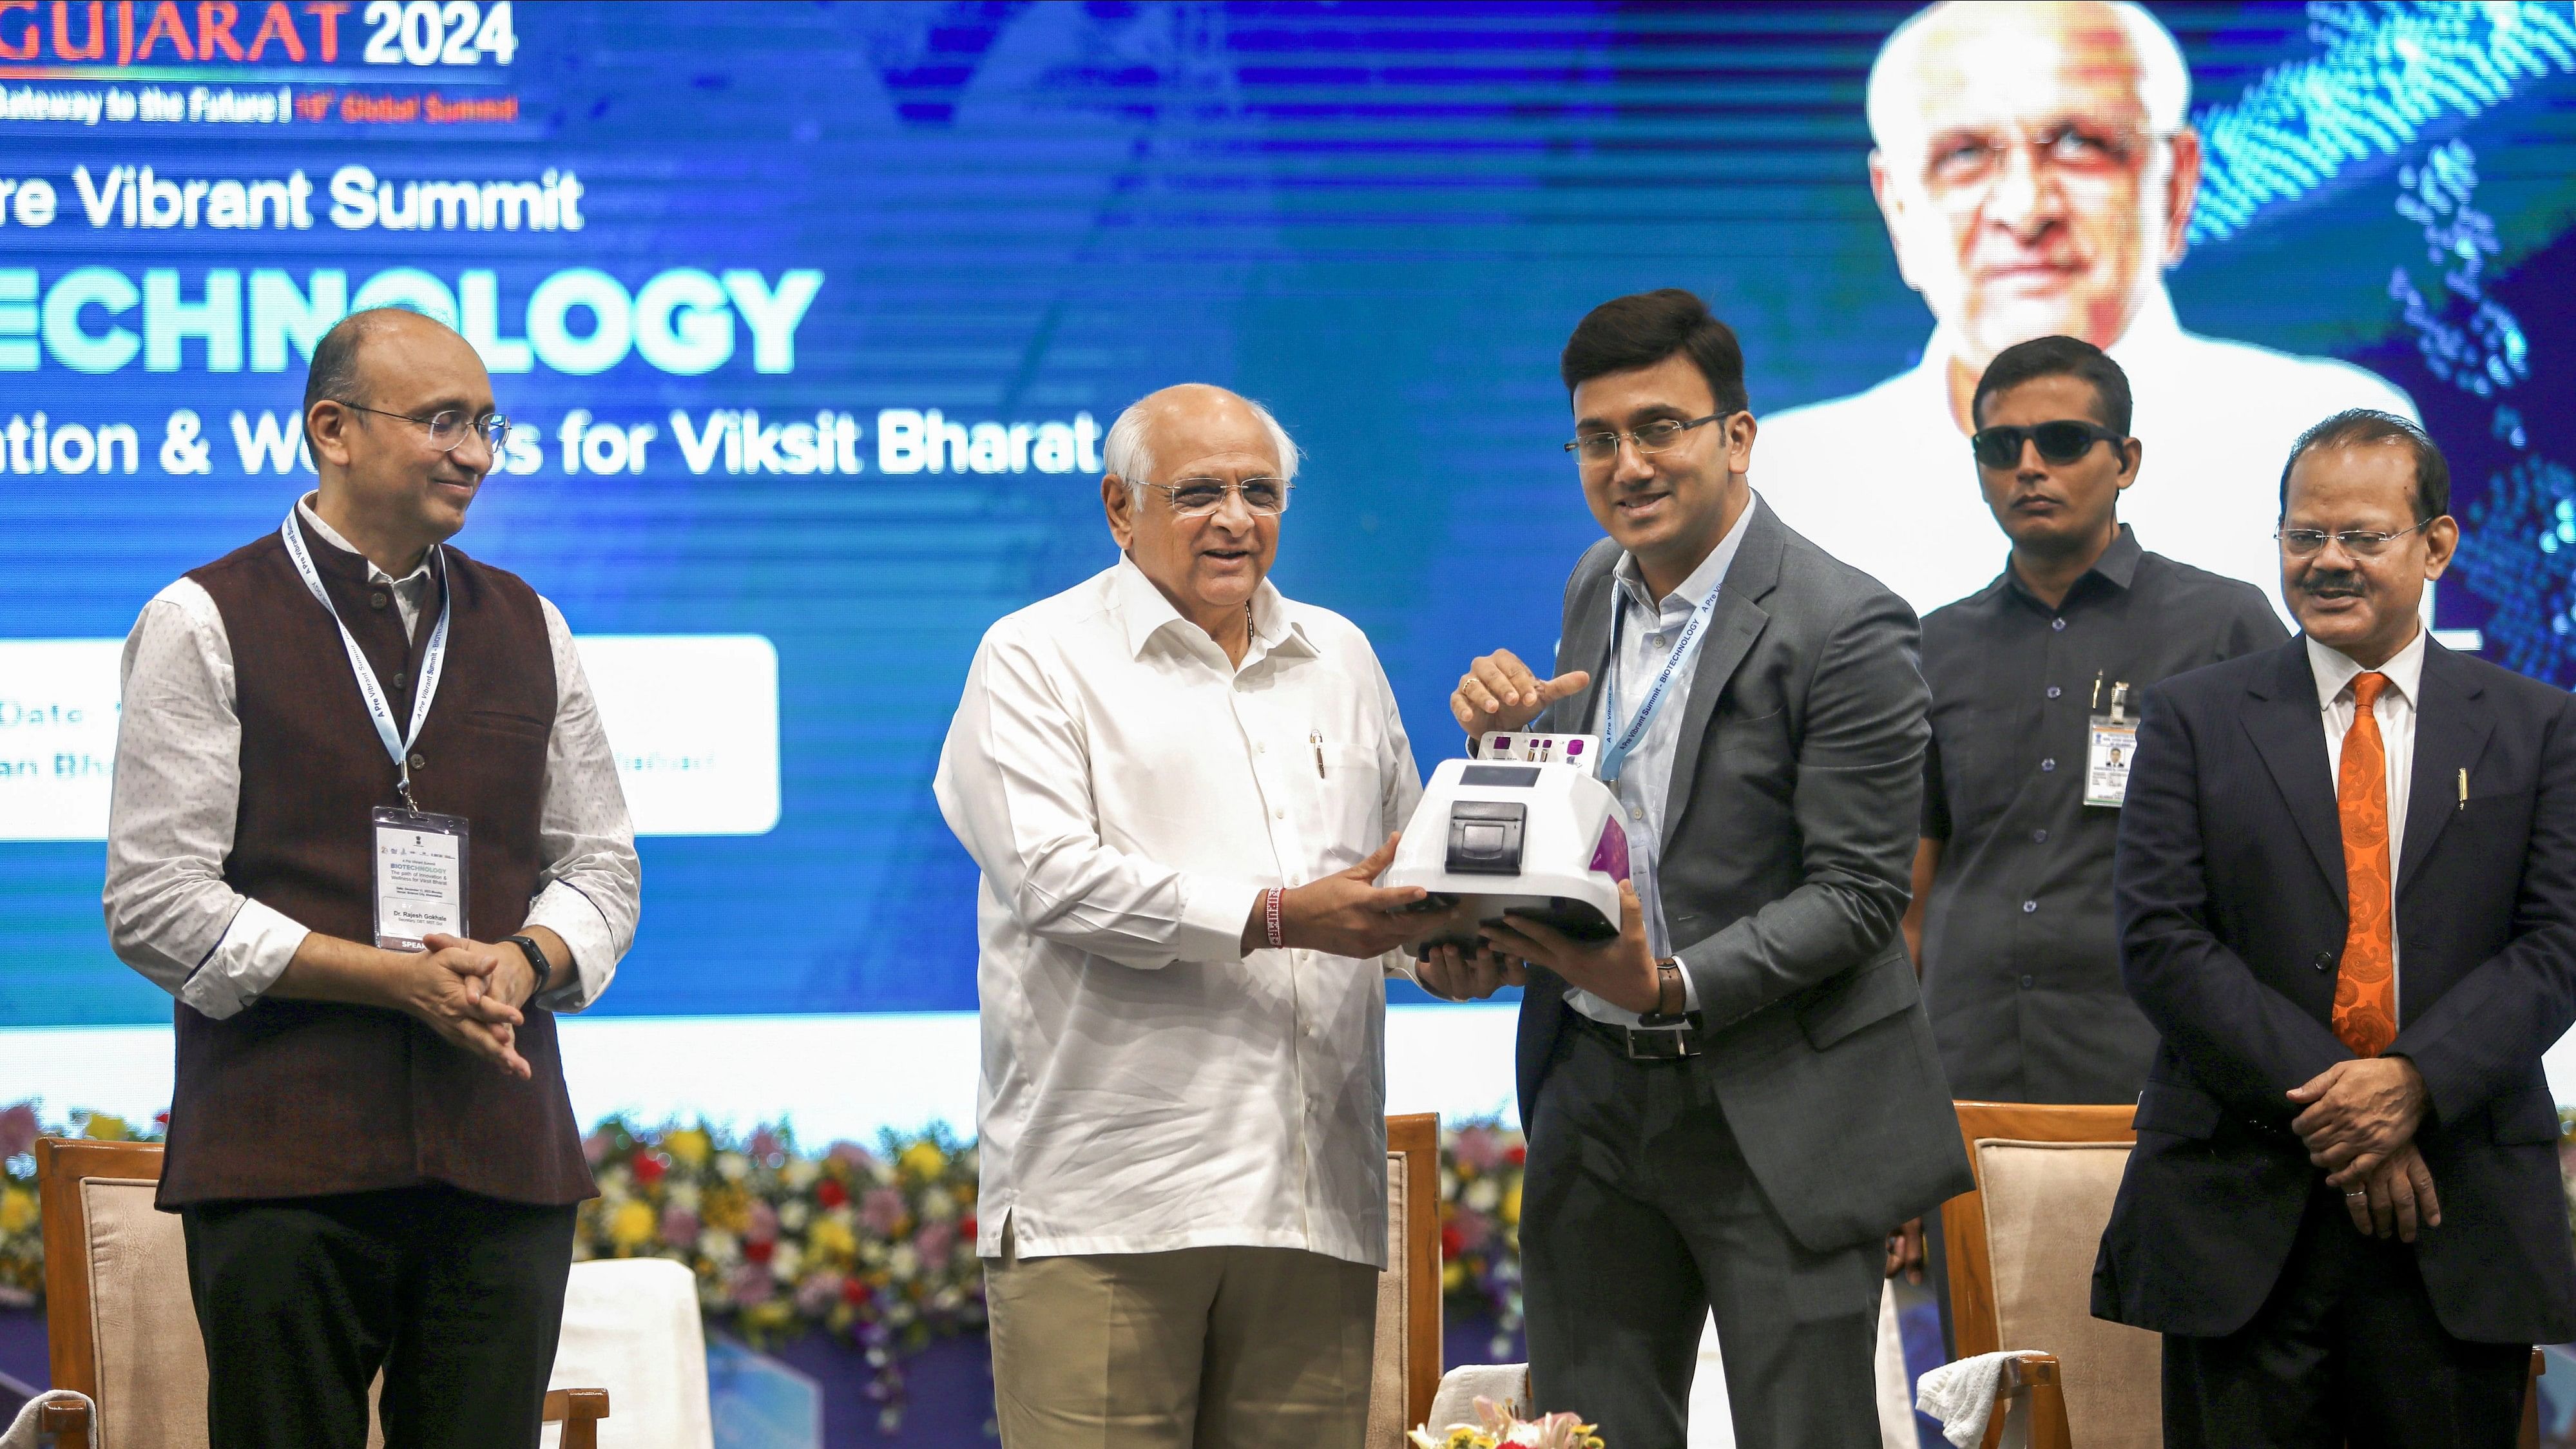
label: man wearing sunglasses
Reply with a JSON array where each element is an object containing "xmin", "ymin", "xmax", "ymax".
[
  {"xmin": 102, "ymin": 306, "xmax": 639, "ymax": 1448},
  {"xmin": 1888, "ymin": 334, "xmax": 2283, "ymax": 1323},
  {"xmin": 938, "ymin": 383, "xmax": 1434, "ymax": 1447},
  {"xmin": 2096, "ymin": 410, "xmax": 2576, "ymax": 1442},
  {"xmin": 1434, "ymin": 290, "xmax": 1970, "ymax": 1447}
]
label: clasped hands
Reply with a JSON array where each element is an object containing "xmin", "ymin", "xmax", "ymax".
[
  {"xmin": 2288, "ymin": 1055, "xmax": 2441, "ymax": 1243},
  {"xmin": 407, "ymin": 932, "xmax": 542, "ymax": 1080}
]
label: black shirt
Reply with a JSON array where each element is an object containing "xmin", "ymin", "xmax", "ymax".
[{"xmin": 1919, "ymin": 526, "xmax": 2287, "ymax": 1104}]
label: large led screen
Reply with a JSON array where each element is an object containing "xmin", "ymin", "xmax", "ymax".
[{"xmin": 5, "ymin": 1, "xmax": 2575, "ymax": 1026}]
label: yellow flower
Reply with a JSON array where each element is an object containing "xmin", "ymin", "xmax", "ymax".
[
  {"xmin": 0, "ymin": 1187, "xmax": 34, "ymax": 1234},
  {"xmin": 82, "ymin": 1115, "xmax": 129, "ymax": 1142},
  {"xmin": 807, "ymin": 1216, "xmax": 858, "ymax": 1263},
  {"xmin": 898, "ymin": 1140, "xmax": 947, "ymax": 1181},
  {"xmin": 664, "ymin": 1129, "xmax": 713, "ymax": 1167},
  {"xmin": 1500, "ymin": 1182, "xmax": 1521, "ymax": 1226},
  {"xmin": 607, "ymin": 1200, "xmax": 657, "ymax": 1250},
  {"xmin": 1442, "ymin": 1260, "xmax": 1467, "ymax": 1294}
]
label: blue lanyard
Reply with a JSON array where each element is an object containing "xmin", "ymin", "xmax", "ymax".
[
  {"xmin": 280, "ymin": 507, "xmax": 450, "ymax": 809},
  {"xmin": 1597, "ymin": 582, "xmax": 1722, "ymax": 783}
]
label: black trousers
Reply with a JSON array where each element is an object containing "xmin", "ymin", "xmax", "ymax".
[
  {"xmin": 2161, "ymin": 1182, "xmax": 2530, "ymax": 1448},
  {"xmin": 180, "ymin": 1183, "xmax": 577, "ymax": 1449},
  {"xmin": 1521, "ymin": 1020, "xmax": 1883, "ymax": 1449}
]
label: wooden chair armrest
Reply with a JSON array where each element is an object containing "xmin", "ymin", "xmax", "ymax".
[
  {"xmin": 543, "ymin": 1387, "xmax": 611, "ymax": 1449},
  {"xmin": 36, "ymin": 1398, "xmax": 92, "ymax": 1443},
  {"xmin": 1977, "ymin": 1353, "xmax": 2072, "ymax": 1449}
]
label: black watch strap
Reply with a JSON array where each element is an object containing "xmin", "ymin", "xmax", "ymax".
[{"xmin": 506, "ymin": 934, "xmax": 553, "ymax": 1000}]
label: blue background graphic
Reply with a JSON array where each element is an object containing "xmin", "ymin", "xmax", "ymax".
[{"xmin": 5, "ymin": 1, "xmax": 2576, "ymax": 1025}]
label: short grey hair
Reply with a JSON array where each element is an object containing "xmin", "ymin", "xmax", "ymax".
[
  {"xmin": 1103, "ymin": 385, "xmax": 1303, "ymax": 490},
  {"xmin": 1867, "ymin": 1, "xmax": 2190, "ymax": 153}
]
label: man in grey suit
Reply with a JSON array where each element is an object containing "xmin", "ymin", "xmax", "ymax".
[{"xmin": 1422, "ymin": 289, "xmax": 1973, "ymax": 1447}]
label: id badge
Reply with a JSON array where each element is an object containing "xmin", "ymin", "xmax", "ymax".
[
  {"xmin": 2082, "ymin": 679, "xmax": 2137, "ymax": 809},
  {"xmin": 372, "ymin": 806, "xmax": 470, "ymax": 950},
  {"xmin": 2084, "ymin": 718, "xmax": 2137, "ymax": 807}
]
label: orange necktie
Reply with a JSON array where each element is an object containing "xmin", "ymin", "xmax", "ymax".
[{"xmin": 2334, "ymin": 671, "xmax": 2398, "ymax": 1057}]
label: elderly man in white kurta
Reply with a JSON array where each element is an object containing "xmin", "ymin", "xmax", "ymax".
[{"xmin": 936, "ymin": 383, "xmax": 1433, "ymax": 1448}]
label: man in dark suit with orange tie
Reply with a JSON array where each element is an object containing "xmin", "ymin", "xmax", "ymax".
[{"xmin": 2096, "ymin": 408, "xmax": 2576, "ymax": 1445}]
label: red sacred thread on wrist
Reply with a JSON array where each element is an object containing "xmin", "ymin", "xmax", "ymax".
[{"xmin": 1265, "ymin": 888, "xmax": 1285, "ymax": 949}]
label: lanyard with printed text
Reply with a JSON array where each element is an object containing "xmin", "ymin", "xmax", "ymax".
[
  {"xmin": 280, "ymin": 506, "xmax": 450, "ymax": 808},
  {"xmin": 1597, "ymin": 583, "xmax": 1722, "ymax": 783}
]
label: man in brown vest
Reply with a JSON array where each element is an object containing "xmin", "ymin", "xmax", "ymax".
[{"xmin": 103, "ymin": 307, "xmax": 640, "ymax": 1448}]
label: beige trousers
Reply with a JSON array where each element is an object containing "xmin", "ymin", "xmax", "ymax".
[{"xmin": 984, "ymin": 1221, "xmax": 1379, "ymax": 1449}]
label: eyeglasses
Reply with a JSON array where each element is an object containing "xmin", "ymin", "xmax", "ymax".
[
  {"xmin": 1137, "ymin": 475, "xmax": 1294, "ymax": 517},
  {"xmin": 1564, "ymin": 412, "xmax": 1731, "ymax": 465},
  {"xmin": 2276, "ymin": 521, "xmax": 2431, "ymax": 557},
  {"xmin": 1969, "ymin": 419, "xmax": 2126, "ymax": 469},
  {"xmin": 336, "ymin": 401, "xmax": 512, "ymax": 455}
]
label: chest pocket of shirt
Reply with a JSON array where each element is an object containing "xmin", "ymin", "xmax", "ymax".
[{"xmin": 1303, "ymin": 740, "xmax": 1387, "ymax": 871}]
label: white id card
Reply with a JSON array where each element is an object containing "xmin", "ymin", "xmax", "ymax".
[
  {"xmin": 2084, "ymin": 718, "xmax": 2137, "ymax": 807},
  {"xmin": 372, "ymin": 806, "xmax": 470, "ymax": 950}
]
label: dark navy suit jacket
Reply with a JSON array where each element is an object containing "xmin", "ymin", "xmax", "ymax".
[{"xmin": 2095, "ymin": 635, "xmax": 2576, "ymax": 1343}]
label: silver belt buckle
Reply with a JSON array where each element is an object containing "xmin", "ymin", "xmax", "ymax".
[{"xmin": 1624, "ymin": 1024, "xmax": 1700, "ymax": 1060}]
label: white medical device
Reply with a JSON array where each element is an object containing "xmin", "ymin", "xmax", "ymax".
[{"xmin": 1382, "ymin": 732, "xmax": 1631, "ymax": 957}]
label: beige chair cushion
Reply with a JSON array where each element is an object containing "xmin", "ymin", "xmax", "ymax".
[
  {"xmin": 81, "ymin": 1178, "xmax": 209, "ymax": 1449},
  {"xmin": 1367, "ymin": 1149, "xmax": 1413, "ymax": 1449},
  {"xmin": 1974, "ymin": 1140, "xmax": 2160, "ymax": 1449}
]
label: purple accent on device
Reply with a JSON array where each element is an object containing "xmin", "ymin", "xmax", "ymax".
[
  {"xmin": 1493, "ymin": 736, "xmax": 1512, "ymax": 749},
  {"xmin": 1566, "ymin": 739, "xmax": 1585, "ymax": 755},
  {"xmin": 1590, "ymin": 818, "xmax": 1632, "ymax": 883}
]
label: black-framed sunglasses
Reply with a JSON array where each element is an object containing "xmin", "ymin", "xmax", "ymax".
[
  {"xmin": 335, "ymin": 401, "xmax": 512, "ymax": 455},
  {"xmin": 1969, "ymin": 419, "xmax": 2126, "ymax": 470}
]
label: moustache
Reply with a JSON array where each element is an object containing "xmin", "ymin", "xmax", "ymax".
[{"xmin": 2301, "ymin": 570, "xmax": 2368, "ymax": 597}]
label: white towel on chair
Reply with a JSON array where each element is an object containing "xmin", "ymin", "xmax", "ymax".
[
  {"xmin": 0, "ymin": 1391, "xmax": 93, "ymax": 1449},
  {"xmin": 1424, "ymin": 1363, "xmax": 1530, "ymax": 1430},
  {"xmin": 1914, "ymin": 1350, "xmax": 2039, "ymax": 1448}
]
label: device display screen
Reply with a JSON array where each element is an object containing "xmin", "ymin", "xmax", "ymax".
[{"xmin": 1458, "ymin": 766, "xmax": 1543, "ymax": 788}]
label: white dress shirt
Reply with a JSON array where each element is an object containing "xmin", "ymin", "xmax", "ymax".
[
  {"xmin": 1760, "ymin": 289, "xmax": 2417, "ymax": 620},
  {"xmin": 935, "ymin": 556, "xmax": 1423, "ymax": 1268},
  {"xmin": 102, "ymin": 495, "xmax": 640, "ymax": 1019},
  {"xmin": 1566, "ymin": 494, "xmax": 1756, "ymax": 1029},
  {"xmin": 2309, "ymin": 625, "xmax": 2426, "ymax": 1005}
]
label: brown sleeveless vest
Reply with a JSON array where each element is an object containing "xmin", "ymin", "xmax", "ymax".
[{"xmin": 159, "ymin": 524, "xmax": 595, "ymax": 1208}]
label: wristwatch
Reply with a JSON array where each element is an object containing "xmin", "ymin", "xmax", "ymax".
[
  {"xmin": 1640, "ymin": 956, "xmax": 1687, "ymax": 1026},
  {"xmin": 505, "ymin": 934, "xmax": 553, "ymax": 1001}
]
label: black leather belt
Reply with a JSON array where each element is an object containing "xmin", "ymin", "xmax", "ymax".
[{"xmin": 1570, "ymin": 1007, "xmax": 1711, "ymax": 1061}]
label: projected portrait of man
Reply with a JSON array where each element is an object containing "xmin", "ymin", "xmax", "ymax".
[{"xmin": 1760, "ymin": 0, "xmax": 2416, "ymax": 619}]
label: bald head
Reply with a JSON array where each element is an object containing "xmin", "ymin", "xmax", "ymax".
[
  {"xmin": 1863, "ymin": 0, "xmax": 2202, "ymax": 377},
  {"xmin": 301, "ymin": 307, "xmax": 497, "ymax": 571},
  {"xmin": 1103, "ymin": 383, "xmax": 1300, "ymax": 488},
  {"xmin": 1100, "ymin": 383, "xmax": 1301, "ymax": 649},
  {"xmin": 1869, "ymin": 1, "xmax": 2187, "ymax": 154}
]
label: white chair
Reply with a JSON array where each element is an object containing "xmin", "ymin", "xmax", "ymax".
[{"xmin": 543, "ymin": 1258, "xmax": 713, "ymax": 1449}]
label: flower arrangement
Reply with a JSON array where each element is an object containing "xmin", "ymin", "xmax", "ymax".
[
  {"xmin": 1441, "ymin": 1118, "xmax": 1527, "ymax": 1357},
  {"xmin": 1412, "ymin": 1397, "xmax": 1604, "ymax": 1449},
  {"xmin": 1, "ymin": 1100, "xmax": 1539, "ymax": 1430},
  {"xmin": 573, "ymin": 1115, "xmax": 986, "ymax": 1432}
]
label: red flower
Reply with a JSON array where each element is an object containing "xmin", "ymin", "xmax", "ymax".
[
  {"xmin": 961, "ymin": 1214, "xmax": 977, "ymax": 1242},
  {"xmin": 843, "ymin": 1276, "xmax": 873, "ymax": 1305},
  {"xmin": 745, "ymin": 1238, "xmax": 775, "ymax": 1263},
  {"xmin": 1440, "ymin": 1223, "xmax": 1466, "ymax": 1260},
  {"xmin": 816, "ymin": 1178, "xmax": 848, "ymax": 1209},
  {"xmin": 1504, "ymin": 1144, "xmax": 1526, "ymax": 1166},
  {"xmin": 632, "ymin": 1153, "xmax": 666, "ymax": 1185}
]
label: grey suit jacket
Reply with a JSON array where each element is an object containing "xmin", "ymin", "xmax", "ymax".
[{"xmin": 1523, "ymin": 500, "xmax": 1974, "ymax": 1250}]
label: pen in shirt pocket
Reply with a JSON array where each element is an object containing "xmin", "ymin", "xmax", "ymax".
[
  {"xmin": 2459, "ymin": 767, "xmax": 2467, "ymax": 811},
  {"xmin": 1311, "ymin": 729, "xmax": 1326, "ymax": 779}
]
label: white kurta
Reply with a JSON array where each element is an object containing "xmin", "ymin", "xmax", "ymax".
[{"xmin": 936, "ymin": 556, "xmax": 1423, "ymax": 1268}]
